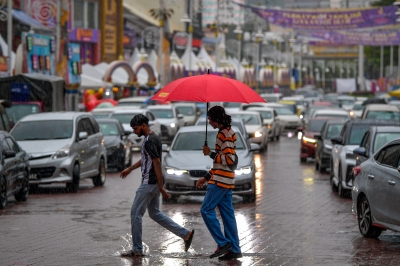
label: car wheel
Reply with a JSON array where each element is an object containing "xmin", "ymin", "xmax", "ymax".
[
  {"xmin": 14, "ymin": 171, "xmax": 29, "ymax": 202},
  {"xmin": 338, "ymin": 164, "xmax": 346, "ymax": 198},
  {"xmin": 66, "ymin": 164, "xmax": 80, "ymax": 193},
  {"xmin": 300, "ymin": 156, "xmax": 306, "ymax": 163},
  {"xmin": 358, "ymin": 196, "xmax": 382, "ymax": 238},
  {"xmin": 0, "ymin": 176, "xmax": 7, "ymax": 209},
  {"xmin": 330, "ymin": 162, "xmax": 338, "ymax": 192},
  {"xmin": 93, "ymin": 158, "xmax": 106, "ymax": 186}
]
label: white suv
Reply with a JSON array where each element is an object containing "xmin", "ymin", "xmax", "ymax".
[{"xmin": 147, "ymin": 105, "xmax": 185, "ymax": 141}]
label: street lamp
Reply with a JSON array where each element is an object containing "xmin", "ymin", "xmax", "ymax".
[{"xmin": 181, "ymin": 0, "xmax": 193, "ymax": 72}]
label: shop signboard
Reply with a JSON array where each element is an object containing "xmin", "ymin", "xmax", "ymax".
[
  {"xmin": 67, "ymin": 43, "xmax": 81, "ymax": 84},
  {"xmin": 101, "ymin": 0, "xmax": 120, "ymax": 62},
  {"xmin": 22, "ymin": 32, "xmax": 55, "ymax": 75}
]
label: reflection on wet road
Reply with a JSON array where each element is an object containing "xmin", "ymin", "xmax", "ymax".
[{"xmin": 1, "ymin": 135, "xmax": 400, "ymax": 265}]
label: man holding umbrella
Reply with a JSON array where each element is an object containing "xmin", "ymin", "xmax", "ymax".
[{"xmin": 196, "ymin": 106, "xmax": 242, "ymax": 261}]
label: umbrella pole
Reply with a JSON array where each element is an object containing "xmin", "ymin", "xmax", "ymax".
[{"xmin": 205, "ymin": 102, "xmax": 209, "ymax": 146}]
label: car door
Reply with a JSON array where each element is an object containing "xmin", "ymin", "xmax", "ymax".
[
  {"xmin": 5, "ymin": 136, "xmax": 26, "ymax": 182},
  {"xmin": 367, "ymin": 144, "xmax": 400, "ymax": 224},
  {"xmin": 76, "ymin": 118, "xmax": 90, "ymax": 174},
  {"xmin": 2, "ymin": 138, "xmax": 17, "ymax": 192},
  {"xmin": 82, "ymin": 117, "xmax": 98, "ymax": 173},
  {"xmin": 358, "ymin": 131, "xmax": 371, "ymax": 164}
]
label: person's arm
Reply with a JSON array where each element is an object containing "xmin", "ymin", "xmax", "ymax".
[
  {"xmin": 152, "ymin": 157, "xmax": 171, "ymax": 199},
  {"xmin": 119, "ymin": 159, "xmax": 141, "ymax": 179}
]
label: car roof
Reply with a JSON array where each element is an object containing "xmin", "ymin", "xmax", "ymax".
[
  {"xmin": 91, "ymin": 107, "xmax": 117, "ymax": 113},
  {"xmin": 364, "ymin": 104, "xmax": 400, "ymax": 111},
  {"xmin": 246, "ymin": 107, "xmax": 274, "ymax": 112},
  {"xmin": 314, "ymin": 109, "xmax": 349, "ymax": 114},
  {"xmin": 178, "ymin": 125, "xmax": 242, "ymax": 135},
  {"xmin": 147, "ymin": 105, "xmax": 174, "ymax": 109},
  {"xmin": 118, "ymin": 96, "xmax": 150, "ymax": 103},
  {"xmin": 227, "ymin": 110, "xmax": 261, "ymax": 115},
  {"xmin": 110, "ymin": 108, "xmax": 146, "ymax": 114},
  {"xmin": 337, "ymin": 95, "xmax": 355, "ymax": 100},
  {"xmin": 323, "ymin": 119, "xmax": 347, "ymax": 125},
  {"xmin": 95, "ymin": 118, "xmax": 121, "ymax": 124},
  {"xmin": 372, "ymin": 126, "xmax": 400, "ymax": 133},
  {"xmin": 345, "ymin": 118, "xmax": 400, "ymax": 126},
  {"xmin": 19, "ymin": 112, "xmax": 90, "ymax": 121}
]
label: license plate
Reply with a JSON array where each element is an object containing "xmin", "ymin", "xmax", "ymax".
[{"xmin": 29, "ymin": 174, "xmax": 37, "ymax": 180}]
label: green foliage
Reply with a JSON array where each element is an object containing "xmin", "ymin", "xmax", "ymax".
[{"xmin": 371, "ymin": 0, "xmax": 396, "ymax": 6}]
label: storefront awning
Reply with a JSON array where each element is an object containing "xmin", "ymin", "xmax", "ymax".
[{"xmin": 12, "ymin": 9, "xmax": 53, "ymax": 30}]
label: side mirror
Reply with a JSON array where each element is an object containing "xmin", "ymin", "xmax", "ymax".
[
  {"xmin": 353, "ymin": 147, "xmax": 366, "ymax": 157},
  {"xmin": 162, "ymin": 144, "xmax": 169, "ymax": 152},
  {"xmin": 331, "ymin": 136, "xmax": 343, "ymax": 145},
  {"xmin": 314, "ymin": 134, "xmax": 322, "ymax": 141},
  {"xmin": 4, "ymin": 150, "xmax": 15, "ymax": 158},
  {"xmin": 78, "ymin": 131, "xmax": 88, "ymax": 140},
  {"xmin": 177, "ymin": 114, "xmax": 184, "ymax": 119},
  {"xmin": 250, "ymin": 143, "xmax": 260, "ymax": 151},
  {"xmin": 124, "ymin": 130, "xmax": 131, "ymax": 136},
  {"xmin": 196, "ymin": 111, "xmax": 202, "ymax": 116}
]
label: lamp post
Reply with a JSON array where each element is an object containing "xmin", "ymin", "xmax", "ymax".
[
  {"xmin": 181, "ymin": 0, "xmax": 192, "ymax": 72},
  {"xmin": 255, "ymin": 30, "xmax": 263, "ymax": 93}
]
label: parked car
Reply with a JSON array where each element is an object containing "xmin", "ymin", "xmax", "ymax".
[
  {"xmin": 352, "ymin": 138, "xmax": 400, "ymax": 238},
  {"xmin": 353, "ymin": 126, "xmax": 400, "ymax": 167},
  {"xmin": 109, "ymin": 108, "xmax": 161, "ymax": 151},
  {"xmin": 299, "ymin": 117, "xmax": 336, "ymax": 163},
  {"xmin": 311, "ymin": 108, "xmax": 350, "ymax": 120},
  {"xmin": 228, "ymin": 110, "xmax": 269, "ymax": 151},
  {"xmin": 330, "ymin": 119, "xmax": 399, "ymax": 197},
  {"xmin": 314, "ymin": 119, "xmax": 346, "ymax": 172},
  {"xmin": 147, "ymin": 105, "xmax": 186, "ymax": 141},
  {"xmin": 173, "ymin": 102, "xmax": 202, "ymax": 126},
  {"xmin": 96, "ymin": 118, "xmax": 133, "ymax": 171},
  {"xmin": 0, "ymin": 131, "xmax": 30, "ymax": 209},
  {"xmin": 360, "ymin": 104, "xmax": 400, "ymax": 121},
  {"xmin": 162, "ymin": 126, "xmax": 260, "ymax": 203},
  {"xmin": 247, "ymin": 107, "xmax": 281, "ymax": 141},
  {"xmin": 11, "ymin": 112, "xmax": 107, "ymax": 193}
]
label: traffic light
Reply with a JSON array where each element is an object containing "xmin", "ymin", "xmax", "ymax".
[{"xmin": 26, "ymin": 36, "xmax": 33, "ymax": 52}]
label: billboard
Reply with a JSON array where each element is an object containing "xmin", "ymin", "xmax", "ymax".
[
  {"xmin": 67, "ymin": 43, "xmax": 81, "ymax": 84},
  {"xmin": 22, "ymin": 32, "xmax": 56, "ymax": 75}
]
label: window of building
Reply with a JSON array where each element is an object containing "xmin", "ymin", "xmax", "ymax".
[{"xmin": 73, "ymin": 0, "xmax": 98, "ymax": 29}]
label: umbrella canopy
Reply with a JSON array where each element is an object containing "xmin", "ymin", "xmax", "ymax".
[
  {"xmin": 151, "ymin": 74, "xmax": 266, "ymax": 103},
  {"xmin": 151, "ymin": 73, "xmax": 265, "ymax": 146}
]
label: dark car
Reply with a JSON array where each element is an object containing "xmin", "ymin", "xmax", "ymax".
[
  {"xmin": 0, "ymin": 131, "xmax": 30, "ymax": 209},
  {"xmin": 314, "ymin": 119, "xmax": 346, "ymax": 173},
  {"xmin": 300, "ymin": 117, "xmax": 337, "ymax": 163},
  {"xmin": 353, "ymin": 126, "xmax": 400, "ymax": 167},
  {"xmin": 330, "ymin": 119, "xmax": 400, "ymax": 197},
  {"xmin": 96, "ymin": 118, "xmax": 132, "ymax": 171},
  {"xmin": 352, "ymin": 138, "xmax": 400, "ymax": 238}
]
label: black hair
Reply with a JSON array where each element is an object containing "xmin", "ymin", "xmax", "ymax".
[
  {"xmin": 130, "ymin": 114, "xmax": 149, "ymax": 127},
  {"xmin": 207, "ymin": 105, "xmax": 231, "ymax": 126}
]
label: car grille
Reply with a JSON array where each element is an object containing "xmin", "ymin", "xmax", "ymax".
[
  {"xmin": 161, "ymin": 125, "xmax": 169, "ymax": 138},
  {"xmin": 189, "ymin": 170, "xmax": 207, "ymax": 177},
  {"xmin": 30, "ymin": 167, "xmax": 56, "ymax": 179},
  {"xmin": 29, "ymin": 154, "xmax": 52, "ymax": 160}
]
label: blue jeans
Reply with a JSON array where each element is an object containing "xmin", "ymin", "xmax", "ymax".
[
  {"xmin": 200, "ymin": 184, "xmax": 241, "ymax": 253},
  {"xmin": 131, "ymin": 184, "xmax": 189, "ymax": 252}
]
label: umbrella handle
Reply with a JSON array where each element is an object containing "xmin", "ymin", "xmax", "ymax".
[{"xmin": 204, "ymin": 102, "xmax": 209, "ymax": 146}]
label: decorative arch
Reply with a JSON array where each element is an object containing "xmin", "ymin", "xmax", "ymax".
[
  {"xmin": 132, "ymin": 61, "xmax": 157, "ymax": 87},
  {"xmin": 102, "ymin": 60, "xmax": 136, "ymax": 83}
]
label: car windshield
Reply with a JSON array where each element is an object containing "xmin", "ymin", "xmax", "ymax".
[
  {"xmin": 6, "ymin": 104, "xmax": 40, "ymax": 123},
  {"xmin": 110, "ymin": 113, "xmax": 139, "ymax": 124},
  {"xmin": 373, "ymin": 132, "xmax": 400, "ymax": 153},
  {"xmin": 150, "ymin": 109, "xmax": 174, "ymax": 118},
  {"xmin": 348, "ymin": 124, "xmax": 374, "ymax": 145},
  {"xmin": 175, "ymin": 106, "xmax": 195, "ymax": 116},
  {"xmin": 308, "ymin": 120, "xmax": 326, "ymax": 132},
  {"xmin": 223, "ymin": 102, "xmax": 241, "ymax": 108},
  {"xmin": 274, "ymin": 107, "xmax": 294, "ymax": 115},
  {"xmin": 99, "ymin": 123, "xmax": 119, "ymax": 136},
  {"xmin": 231, "ymin": 114, "xmax": 260, "ymax": 125},
  {"xmin": 92, "ymin": 113, "xmax": 111, "ymax": 119},
  {"xmin": 117, "ymin": 102, "xmax": 144, "ymax": 107},
  {"xmin": 196, "ymin": 120, "xmax": 246, "ymax": 136},
  {"xmin": 307, "ymin": 106, "xmax": 326, "ymax": 116},
  {"xmin": 172, "ymin": 131, "xmax": 245, "ymax": 151},
  {"xmin": 325, "ymin": 124, "xmax": 344, "ymax": 139},
  {"xmin": 365, "ymin": 111, "xmax": 400, "ymax": 120},
  {"xmin": 338, "ymin": 99, "xmax": 355, "ymax": 105},
  {"xmin": 12, "ymin": 120, "xmax": 73, "ymax": 140},
  {"xmin": 258, "ymin": 110, "xmax": 272, "ymax": 119},
  {"xmin": 263, "ymin": 96, "xmax": 278, "ymax": 102},
  {"xmin": 315, "ymin": 114, "xmax": 348, "ymax": 119},
  {"xmin": 353, "ymin": 104, "xmax": 364, "ymax": 111}
]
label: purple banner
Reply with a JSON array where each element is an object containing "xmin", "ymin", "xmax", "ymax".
[
  {"xmin": 236, "ymin": 3, "xmax": 398, "ymax": 30},
  {"xmin": 301, "ymin": 29, "xmax": 400, "ymax": 46}
]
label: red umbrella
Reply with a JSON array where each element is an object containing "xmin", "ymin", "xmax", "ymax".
[
  {"xmin": 151, "ymin": 74, "xmax": 266, "ymax": 103},
  {"xmin": 151, "ymin": 73, "xmax": 266, "ymax": 145}
]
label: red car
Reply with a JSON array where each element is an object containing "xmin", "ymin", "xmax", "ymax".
[{"xmin": 300, "ymin": 117, "xmax": 336, "ymax": 163}]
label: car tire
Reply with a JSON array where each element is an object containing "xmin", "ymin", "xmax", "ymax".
[
  {"xmin": 93, "ymin": 158, "xmax": 106, "ymax": 187},
  {"xmin": 0, "ymin": 176, "xmax": 7, "ymax": 209},
  {"xmin": 66, "ymin": 164, "xmax": 80, "ymax": 193},
  {"xmin": 300, "ymin": 156, "xmax": 306, "ymax": 163},
  {"xmin": 338, "ymin": 164, "xmax": 346, "ymax": 198},
  {"xmin": 330, "ymin": 162, "xmax": 338, "ymax": 192},
  {"xmin": 14, "ymin": 171, "xmax": 29, "ymax": 202},
  {"xmin": 358, "ymin": 196, "xmax": 382, "ymax": 238}
]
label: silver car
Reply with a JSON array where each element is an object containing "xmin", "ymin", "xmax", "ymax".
[
  {"xmin": 10, "ymin": 112, "xmax": 107, "ymax": 192},
  {"xmin": 352, "ymin": 138, "xmax": 400, "ymax": 238},
  {"xmin": 162, "ymin": 126, "xmax": 260, "ymax": 203}
]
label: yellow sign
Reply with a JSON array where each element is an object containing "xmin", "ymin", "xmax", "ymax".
[
  {"xmin": 101, "ymin": 0, "xmax": 119, "ymax": 62},
  {"xmin": 158, "ymin": 92, "xmax": 169, "ymax": 97}
]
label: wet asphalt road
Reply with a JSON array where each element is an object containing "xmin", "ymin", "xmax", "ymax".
[{"xmin": 1, "ymin": 135, "xmax": 400, "ymax": 266}]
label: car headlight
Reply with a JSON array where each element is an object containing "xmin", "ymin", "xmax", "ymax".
[
  {"xmin": 53, "ymin": 144, "xmax": 71, "ymax": 159},
  {"xmin": 349, "ymin": 111, "xmax": 354, "ymax": 117},
  {"xmin": 300, "ymin": 115, "xmax": 303, "ymax": 119},
  {"xmin": 165, "ymin": 167, "xmax": 188, "ymax": 176},
  {"xmin": 235, "ymin": 166, "xmax": 252, "ymax": 175},
  {"xmin": 302, "ymin": 136, "xmax": 316, "ymax": 144},
  {"xmin": 170, "ymin": 123, "xmax": 176, "ymax": 128},
  {"xmin": 254, "ymin": 131, "xmax": 263, "ymax": 137}
]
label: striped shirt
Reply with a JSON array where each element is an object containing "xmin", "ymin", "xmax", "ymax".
[{"xmin": 207, "ymin": 126, "xmax": 237, "ymax": 189}]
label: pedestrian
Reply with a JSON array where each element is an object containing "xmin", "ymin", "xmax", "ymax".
[
  {"xmin": 120, "ymin": 114, "xmax": 194, "ymax": 257},
  {"xmin": 196, "ymin": 105, "xmax": 242, "ymax": 261}
]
